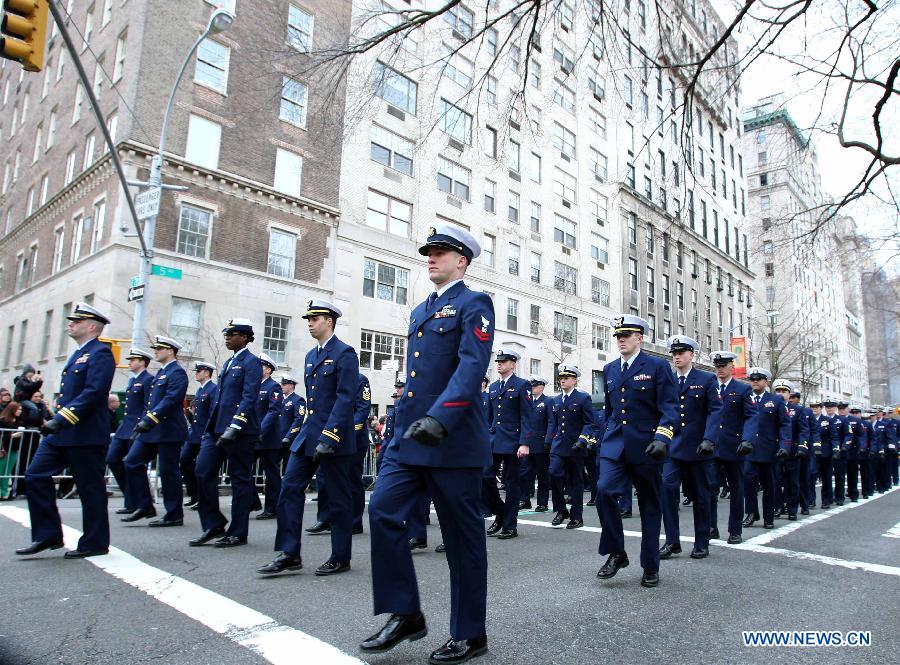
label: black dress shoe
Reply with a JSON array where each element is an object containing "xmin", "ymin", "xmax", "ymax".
[
  {"xmin": 682, "ymin": 497, "xmax": 692, "ymax": 506},
  {"xmin": 115, "ymin": 507, "xmax": 133, "ymax": 515},
  {"xmin": 120, "ymin": 506, "xmax": 157, "ymax": 522},
  {"xmin": 640, "ymin": 570, "xmax": 660, "ymax": 587},
  {"xmin": 719, "ymin": 487, "xmax": 729, "ymax": 499},
  {"xmin": 534, "ymin": 505, "xmax": 548, "ymax": 512},
  {"xmin": 429, "ymin": 635, "xmax": 488, "ymax": 664},
  {"xmin": 64, "ymin": 549, "xmax": 108, "ymax": 559},
  {"xmin": 836, "ymin": 500, "xmax": 844, "ymax": 506},
  {"xmin": 763, "ymin": 523, "xmax": 774, "ymax": 529},
  {"xmin": 788, "ymin": 513, "xmax": 797, "ymax": 521},
  {"xmin": 485, "ymin": 520, "xmax": 502, "ymax": 536},
  {"xmin": 409, "ymin": 538, "xmax": 428, "ymax": 550},
  {"xmin": 565, "ymin": 519, "xmax": 584, "ymax": 530},
  {"xmin": 620, "ymin": 509, "xmax": 632, "ymax": 518},
  {"xmin": 435, "ymin": 542, "xmax": 446, "ymax": 553},
  {"xmin": 742, "ymin": 513, "xmax": 758, "ymax": 527},
  {"xmin": 360, "ymin": 612, "xmax": 427, "ymax": 653},
  {"xmin": 315, "ymin": 561, "xmax": 350, "ymax": 576},
  {"xmin": 821, "ymin": 504, "xmax": 831, "ymax": 509},
  {"xmin": 306, "ymin": 521, "xmax": 331, "ymax": 534},
  {"xmin": 774, "ymin": 508, "xmax": 786, "ymax": 518},
  {"xmin": 727, "ymin": 534, "xmax": 743, "ymax": 544},
  {"xmin": 709, "ymin": 527, "xmax": 720, "ymax": 540},
  {"xmin": 189, "ymin": 504, "xmax": 199, "ymax": 511},
  {"xmin": 689, "ymin": 547, "xmax": 709, "ymax": 559},
  {"xmin": 16, "ymin": 540, "xmax": 64, "ymax": 555},
  {"xmin": 213, "ymin": 535, "xmax": 247, "ymax": 548},
  {"xmin": 255, "ymin": 511, "xmax": 276, "ymax": 520},
  {"xmin": 586, "ymin": 498, "xmax": 596, "ymax": 506},
  {"xmin": 597, "ymin": 552, "xmax": 629, "ymax": 579},
  {"xmin": 551, "ymin": 511, "xmax": 570, "ymax": 526},
  {"xmin": 189, "ymin": 526, "xmax": 226, "ymax": 546},
  {"xmin": 497, "ymin": 529, "xmax": 517, "ymax": 539},
  {"xmin": 659, "ymin": 543, "xmax": 681, "ymax": 559},
  {"xmin": 184, "ymin": 498, "xmax": 198, "ymax": 507},
  {"xmin": 801, "ymin": 508, "xmax": 810, "ymax": 515},
  {"xmin": 518, "ymin": 500, "xmax": 532, "ymax": 510},
  {"xmin": 257, "ymin": 553, "xmax": 302, "ymax": 575},
  {"xmin": 352, "ymin": 525, "xmax": 364, "ymax": 535},
  {"xmin": 251, "ymin": 498, "xmax": 263, "ymax": 512},
  {"xmin": 148, "ymin": 518, "xmax": 183, "ymax": 527}
]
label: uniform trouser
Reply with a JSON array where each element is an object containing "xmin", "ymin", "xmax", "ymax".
[
  {"xmin": 889, "ymin": 450, "xmax": 899, "ymax": 485},
  {"xmin": 833, "ymin": 456, "xmax": 846, "ymax": 501},
  {"xmin": 550, "ymin": 454, "xmax": 584, "ymax": 520},
  {"xmin": 846, "ymin": 459, "xmax": 860, "ymax": 500},
  {"xmin": 483, "ymin": 452, "xmax": 520, "ymax": 531},
  {"xmin": 586, "ymin": 452, "xmax": 600, "ymax": 502},
  {"xmin": 519, "ymin": 451, "xmax": 550, "ymax": 506},
  {"xmin": 274, "ymin": 451, "xmax": 353, "ymax": 564},
  {"xmin": 179, "ymin": 442, "xmax": 200, "ymax": 500},
  {"xmin": 195, "ymin": 434, "xmax": 254, "ymax": 539},
  {"xmin": 874, "ymin": 455, "xmax": 889, "ymax": 493},
  {"xmin": 817, "ymin": 456, "xmax": 834, "ymax": 506},
  {"xmin": 773, "ymin": 459, "xmax": 786, "ymax": 511},
  {"xmin": 352, "ymin": 448, "xmax": 367, "ymax": 530},
  {"xmin": 806, "ymin": 454, "xmax": 818, "ymax": 506},
  {"xmin": 125, "ymin": 440, "xmax": 183, "ymax": 521},
  {"xmin": 25, "ymin": 443, "xmax": 109, "ymax": 552},
  {"xmin": 783, "ymin": 457, "xmax": 803, "ymax": 515},
  {"xmin": 597, "ymin": 458, "xmax": 662, "ymax": 573},
  {"xmin": 744, "ymin": 461, "xmax": 776, "ymax": 525},
  {"xmin": 255, "ymin": 448, "xmax": 283, "ymax": 514},
  {"xmin": 710, "ymin": 459, "xmax": 745, "ymax": 536},
  {"xmin": 369, "ymin": 455, "xmax": 486, "ymax": 641},
  {"xmin": 406, "ymin": 495, "xmax": 432, "ymax": 542},
  {"xmin": 106, "ymin": 436, "xmax": 133, "ymax": 510},
  {"xmin": 618, "ymin": 478, "xmax": 633, "ymax": 513},
  {"xmin": 662, "ymin": 457, "xmax": 714, "ymax": 550}
]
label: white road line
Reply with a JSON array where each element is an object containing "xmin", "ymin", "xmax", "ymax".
[
  {"xmin": 0, "ymin": 506, "xmax": 366, "ymax": 665},
  {"xmin": 743, "ymin": 485, "xmax": 900, "ymax": 546},
  {"xmin": 882, "ymin": 521, "xmax": 900, "ymax": 539},
  {"xmin": 732, "ymin": 542, "xmax": 900, "ymax": 577}
]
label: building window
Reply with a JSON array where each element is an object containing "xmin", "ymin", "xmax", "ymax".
[
  {"xmin": 176, "ymin": 204, "xmax": 212, "ymax": 258},
  {"xmin": 553, "ymin": 168, "xmax": 577, "ymax": 204},
  {"xmin": 442, "ymin": 3, "xmax": 473, "ymax": 36},
  {"xmin": 370, "ymin": 124, "xmax": 412, "ymax": 175},
  {"xmin": 82, "ymin": 132, "xmax": 96, "ymax": 169},
  {"xmin": 530, "ymin": 152, "xmax": 542, "ymax": 183},
  {"xmin": 554, "ymin": 214, "xmax": 576, "ymax": 248},
  {"xmin": 553, "ymin": 81, "xmax": 575, "ymax": 113},
  {"xmin": 72, "ymin": 84, "xmax": 84, "ymax": 125},
  {"xmin": 646, "ymin": 266, "xmax": 655, "ymax": 299},
  {"xmin": 592, "ymin": 277, "xmax": 610, "ymax": 306},
  {"xmin": 508, "ymin": 190, "xmax": 519, "ymax": 223},
  {"xmin": 52, "ymin": 226, "xmax": 65, "ymax": 273},
  {"xmin": 507, "ymin": 138, "xmax": 520, "ymax": 172},
  {"xmin": 90, "ymin": 198, "xmax": 106, "ymax": 254},
  {"xmin": 677, "ymin": 281, "xmax": 684, "ymax": 310},
  {"xmin": 765, "ymin": 262, "xmax": 775, "ymax": 277},
  {"xmin": 530, "ymin": 304, "xmax": 541, "ymax": 335},
  {"xmin": 592, "ymin": 323, "xmax": 610, "ymax": 351},
  {"xmin": 507, "ymin": 298, "xmax": 519, "ymax": 331},
  {"xmin": 40, "ymin": 309, "xmax": 53, "ymax": 360},
  {"xmin": 273, "ymin": 148, "xmax": 303, "ymax": 197},
  {"xmin": 662, "ymin": 275, "xmax": 670, "ymax": 305},
  {"xmin": 590, "ymin": 190, "xmax": 608, "ymax": 221},
  {"xmin": 360, "ymin": 330, "xmax": 406, "ymax": 371},
  {"xmin": 437, "ymin": 157, "xmax": 470, "ymax": 200},
  {"xmin": 590, "ymin": 148, "xmax": 608, "ymax": 181},
  {"xmin": 484, "ymin": 126, "xmax": 497, "ymax": 158},
  {"xmin": 551, "ymin": 122, "xmax": 576, "ymax": 159},
  {"xmin": 530, "ymin": 201, "xmax": 541, "ymax": 234},
  {"xmin": 263, "ymin": 313, "xmax": 290, "ymax": 364},
  {"xmin": 365, "ymin": 190, "xmax": 411, "ymax": 238},
  {"xmin": 70, "ymin": 215, "xmax": 84, "ymax": 264},
  {"xmin": 267, "ymin": 228, "xmax": 296, "ymax": 278},
  {"xmin": 482, "ymin": 178, "xmax": 496, "ymax": 213},
  {"xmin": 628, "ymin": 257, "xmax": 638, "ymax": 290},
  {"xmin": 279, "ymin": 76, "xmax": 308, "ymax": 127},
  {"xmin": 553, "ymin": 312, "xmax": 577, "ymax": 344},
  {"xmin": 287, "ymin": 4, "xmax": 314, "ymax": 51},
  {"xmin": 590, "ymin": 233, "xmax": 609, "ymax": 263},
  {"xmin": 439, "ymin": 99, "xmax": 472, "ymax": 143},
  {"xmin": 442, "ymin": 46, "xmax": 474, "ymax": 88},
  {"xmin": 185, "ymin": 115, "xmax": 221, "ymax": 169},
  {"xmin": 530, "ymin": 252, "xmax": 541, "ymax": 283},
  {"xmin": 170, "ymin": 297, "xmax": 203, "ymax": 357},
  {"xmin": 374, "ymin": 62, "xmax": 417, "ymax": 114},
  {"xmin": 554, "ymin": 261, "xmax": 577, "ymax": 295},
  {"xmin": 363, "ymin": 259, "xmax": 409, "ymax": 305},
  {"xmin": 482, "ymin": 234, "xmax": 495, "ymax": 267},
  {"xmin": 508, "ymin": 242, "xmax": 520, "ymax": 275},
  {"xmin": 112, "ymin": 31, "xmax": 128, "ymax": 82}
]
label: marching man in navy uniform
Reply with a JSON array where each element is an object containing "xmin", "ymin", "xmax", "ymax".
[
  {"xmin": 16, "ymin": 303, "xmax": 116, "ymax": 559},
  {"xmin": 190, "ymin": 318, "xmax": 263, "ymax": 548},
  {"xmin": 352, "ymin": 374, "xmax": 373, "ymax": 534},
  {"xmin": 484, "ymin": 348, "xmax": 533, "ymax": 540},
  {"xmin": 774, "ymin": 382, "xmax": 811, "ymax": 519},
  {"xmin": 519, "ymin": 376, "xmax": 551, "ymax": 512},
  {"xmin": 181, "ymin": 361, "xmax": 217, "ymax": 508},
  {"xmin": 254, "ymin": 353, "xmax": 283, "ymax": 520},
  {"xmin": 596, "ymin": 315, "xmax": 677, "ymax": 587},
  {"xmin": 361, "ymin": 224, "xmax": 493, "ymax": 664},
  {"xmin": 277, "ymin": 373, "xmax": 304, "ymax": 471},
  {"xmin": 811, "ymin": 401, "xmax": 836, "ymax": 508},
  {"xmin": 659, "ymin": 336, "xmax": 721, "ymax": 560},
  {"xmin": 123, "ymin": 336, "xmax": 189, "ymax": 527},
  {"xmin": 107, "ymin": 347, "xmax": 154, "ymax": 515},
  {"xmin": 257, "ymin": 299, "xmax": 358, "ymax": 577},
  {"xmin": 546, "ymin": 365, "xmax": 596, "ymax": 529},
  {"xmin": 828, "ymin": 401, "xmax": 849, "ymax": 505}
]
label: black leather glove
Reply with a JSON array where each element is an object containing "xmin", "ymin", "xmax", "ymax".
[
  {"xmin": 40, "ymin": 419, "xmax": 61, "ymax": 436},
  {"xmin": 696, "ymin": 439, "xmax": 715, "ymax": 456},
  {"xmin": 832, "ymin": 448, "xmax": 840, "ymax": 460},
  {"xmin": 586, "ymin": 439, "xmax": 597, "ymax": 452},
  {"xmin": 217, "ymin": 426, "xmax": 240, "ymax": 446},
  {"xmin": 644, "ymin": 440, "xmax": 667, "ymax": 460},
  {"xmin": 737, "ymin": 440, "xmax": 753, "ymax": 456},
  {"xmin": 135, "ymin": 418, "xmax": 154, "ymax": 434},
  {"xmin": 775, "ymin": 447, "xmax": 788, "ymax": 459},
  {"xmin": 314, "ymin": 442, "xmax": 336, "ymax": 460},
  {"xmin": 571, "ymin": 436, "xmax": 587, "ymax": 452},
  {"xmin": 798, "ymin": 447, "xmax": 808, "ymax": 458},
  {"xmin": 281, "ymin": 437, "xmax": 291, "ymax": 446},
  {"xmin": 878, "ymin": 449, "xmax": 885, "ymax": 458},
  {"xmin": 404, "ymin": 416, "xmax": 447, "ymax": 447},
  {"xmin": 814, "ymin": 447, "xmax": 822, "ymax": 456}
]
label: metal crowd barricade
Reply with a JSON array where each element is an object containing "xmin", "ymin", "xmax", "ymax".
[{"xmin": 0, "ymin": 428, "xmax": 45, "ymax": 499}]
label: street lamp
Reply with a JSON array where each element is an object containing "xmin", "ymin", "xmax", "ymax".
[{"xmin": 130, "ymin": 7, "xmax": 235, "ymax": 346}]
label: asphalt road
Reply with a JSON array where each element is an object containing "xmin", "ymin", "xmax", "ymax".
[{"xmin": 1, "ymin": 485, "xmax": 898, "ymax": 665}]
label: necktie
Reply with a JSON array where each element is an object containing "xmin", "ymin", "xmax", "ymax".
[
  {"xmin": 427, "ymin": 291, "xmax": 438, "ymax": 309},
  {"xmin": 622, "ymin": 361, "xmax": 629, "ymax": 375},
  {"xmin": 754, "ymin": 394, "xmax": 760, "ymax": 404},
  {"xmin": 223, "ymin": 355, "xmax": 233, "ymax": 375},
  {"xmin": 499, "ymin": 380, "xmax": 506, "ymax": 393},
  {"xmin": 718, "ymin": 384, "xmax": 725, "ymax": 398},
  {"xmin": 563, "ymin": 392, "xmax": 570, "ymax": 407},
  {"xmin": 679, "ymin": 376, "xmax": 685, "ymax": 390}
]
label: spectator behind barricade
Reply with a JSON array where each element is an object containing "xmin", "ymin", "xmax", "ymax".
[
  {"xmin": 1, "ymin": 401, "xmax": 26, "ymax": 499},
  {"xmin": 0, "ymin": 388, "xmax": 11, "ymax": 410},
  {"xmin": 29, "ymin": 391, "xmax": 53, "ymax": 422},
  {"xmin": 108, "ymin": 394, "xmax": 121, "ymax": 434},
  {"xmin": 13, "ymin": 364, "xmax": 43, "ymax": 404}
]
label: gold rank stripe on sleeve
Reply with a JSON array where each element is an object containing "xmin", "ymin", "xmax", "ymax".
[
  {"xmin": 58, "ymin": 407, "xmax": 79, "ymax": 424},
  {"xmin": 362, "ymin": 387, "xmax": 371, "ymax": 401},
  {"xmin": 233, "ymin": 414, "xmax": 248, "ymax": 423},
  {"xmin": 290, "ymin": 427, "xmax": 300, "ymax": 434},
  {"xmin": 147, "ymin": 412, "xmax": 160, "ymax": 424},
  {"xmin": 322, "ymin": 429, "xmax": 341, "ymax": 443},
  {"xmin": 655, "ymin": 426, "xmax": 674, "ymax": 439},
  {"xmin": 354, "ymin": 423, "xmax": 364, "ymax": 431}
]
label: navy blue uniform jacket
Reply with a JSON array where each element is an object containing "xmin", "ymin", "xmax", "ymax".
[
  {"xmin": 714, "ymin": 378, "xmax": 758, "ymax": 461},
  {"xmin": 113, "ymin": 369, "xmax": 154, "ymax": 439},
  {"xmin": 187, "ymin": 380, "xmax": 218, "ymax": 445},
  {"xmin": 207, "ymin": 348, "xmax": 263, "ymax": 436},
  {"xmin": 783, "ymin": 402, "xmax": 811, "ymax": 457},
  {"xmin": 386, "ymin": 281, "xmax": 494, "ymax": 468},
  {"xmin": 487, "ymin": 374, "xmax": 533, "ymax": 454},
  {"xmin": 599, "ymin": 351, "xmax": 678, "ymax": 464},
  {"xmin": 670, "ymin": 368, "xmax": 722, "ymax": 461},
  {"xmin": 48, "ymin": 337, "xmax": 116, "ymax": 446},
  {"xmin": 140, "ymin": 360, "xmax": 189, "ymax": 443},
  {"xmin": 294, "ymin": 335, "xmax": 358, "ymax": 457},
  {"xmin": 814, "ymin": 414, "xmax": 836, "ymax": 456},
  {"xmin": 529, "ymin": 393, "xmax": 551, "ymax": 453},
  {"xmin": 748, "ymin": 392, "xmax": 791, "ymax": 463},
  {"xmin": 256, "ymin": 376, "xmax": 283, "ymax": 449},
  {"xmin": 545, "ymin": 390, "xmax": 596, "ymax": 457},
  {"xmin": 279, "ymin": 393, "xmax": 304, "ymax": 441}
]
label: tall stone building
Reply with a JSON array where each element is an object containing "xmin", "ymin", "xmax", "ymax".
[
  {"xmin": 0, "ymin": 0, "xmax": 350, "ymax": 395},
  {"xmin": 862, "ymin": 263, "xmax": 900, "ymax": 407}
]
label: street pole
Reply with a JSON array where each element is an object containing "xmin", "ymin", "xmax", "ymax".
[{"xmin": 129, "ymin": 7, "xmax": 234, "ymax": 347}]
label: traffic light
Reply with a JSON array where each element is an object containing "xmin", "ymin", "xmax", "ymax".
[
  {"xmin": 1, "ymin": 0, "xmax": 48, "ymax": 72},
  {"xmin": 99, "ymin": 337, "xmax": 132, "ymax": 368}
]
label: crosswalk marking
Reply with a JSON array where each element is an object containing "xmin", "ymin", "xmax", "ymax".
[{"xmin": 882, "ymin": 521, "xmax": 900, "ymax": 539}]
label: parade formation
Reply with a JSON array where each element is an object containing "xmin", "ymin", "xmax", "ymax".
[{"xmin": 10, "ymin": 225, "xmax": 900, "ymax": 665}]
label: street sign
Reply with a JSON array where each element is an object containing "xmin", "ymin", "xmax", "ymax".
[
  {"xmin": 130, "ymin": 275, "xmax": 140, "ymax": 288},
  {"xmin": 128, "ymin": 285, "xmax": 145, "ymax": 302},
  {"xmin": 730, "ymin": 336, "xmax": 748, "ymax": 379},
  {"xmin": 134, "ymin": 187, "xmax": 161, "ymax": 221},
  {"xmin": 151, "ymin": 264, "xmax": 182, "ymax": 280}
]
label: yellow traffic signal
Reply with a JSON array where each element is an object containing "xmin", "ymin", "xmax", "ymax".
[
  {"xmin": 1, "ymin": 0, "xmax": 48, "ymax": 72},
  {"xmin": 99, "ymin": 337, "xmax": 133, "ymax": 368}
]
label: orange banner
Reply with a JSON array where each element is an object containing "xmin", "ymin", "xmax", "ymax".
[{"xmin": 731, "ymin": 336, "xmax": 747, "ymax": 378}]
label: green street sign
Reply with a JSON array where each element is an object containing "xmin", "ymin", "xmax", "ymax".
[{"xmin": 151, "ymin": 264, "xmax": 182, "ymax": 280}]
